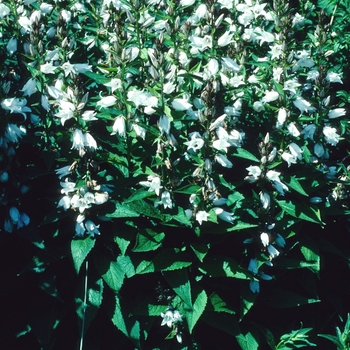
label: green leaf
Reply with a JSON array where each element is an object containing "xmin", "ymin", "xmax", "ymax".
[
  {"xmin": 102, "ymin": 261, "xmax": 124, "ymax": 291},
  {"xmin": 209, "ymin": 293, "xmax": 235, "ymax": 314},
  {"xmin": 284, "ymin": 176, "xmax": 309, "ymax": 196},
  {"xmin": 71, "ymin": 237, "xmax": 96, "ymax": 274},
  {"xmin": 83, "ymin": 71, "xmax": 110, "ymax": 84},
  {"xmin": 124, "ymin": 189, "xmax": 155, "ymax": 203},
  {"xmin": 276, "ymin": 199, "xmax": 323, "ymax": 224},
  {"xmin": 107, "ymin": 202, "xmax": 140, "ymax": 218},
  {"xmin": 132, "ymin": 229, "xmax": 165, "ymax": 252},
  {"xmin": 236, "ymin": 332, "xmax": 259, "ymax": 350},
  {"xmin": 318, "ymin": 334, "xmax": 345, "ymax": 348},
  {"xmin": 117, "ymin": 255, "xmax": 135, "ymax": 278},
  {"xmin": 259, "ymin": 289, "xmax": 320, "ymax": 308},
  {"xmin": 164, "ymin": 270, "xmax": 192, "ymax": 308},
  {"xmin": 232, "ymin": 148, "xmax": 260, "ymax": 163},
  {"xmin": 300, "ymin": 235, "xmax": 320, "ymax": 274},
  {"xmin": 200, "ymin": 256, "xmax": 251, "ymax": 280},
  {"xmin": 190, "ymin": 243, "xmax": 209, "ymax": 262},
  {"xmin": 174, "ymin": 184, "xmax": 201, "ymax": 194},
  {"xmin": 75, "ymin": 276, "xmax": 104, "ymax": 336},
  {"xmin": 186, "ymin": 289, "xmax": 207, "ymax": 333},
  {"xmin": 136, "ymin": 249, "xmax": 192, "ymax": 274}
]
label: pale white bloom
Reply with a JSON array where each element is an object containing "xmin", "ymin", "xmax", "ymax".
[
  {"xmin": 61, "ymin": 61, "xmax": 76, "ymax": 77},
  {"xmin": 132, "ymin": 122, "xmax": 146, "ymax": 140},
  {"xmin": 61, "ymin": 9, "xmax": 71, "ymax": 22},
  {"xmin": 71, "ymin": 129, "xmax": 85, "ymax": 156},
  {"xmin": 55, "ymin": 100, "xmax": 75, "ymax": 125},
  {"xmin": 127, "ymin": 89, "xmax": 158, "ymax": 108},
  {"xmin": 172, "ymin": 98, "xmax": 192, "ymax": 111},
  {"xmin": 40, "ymin": 62, "xmax": 57, "ymax": 74},
  {"xmin": 293, "ymin": 96, "xmax": 316, "ymax": 114},
  {"xmin": 218, "ymin": 31, "xmax": 234, "ymax": 47},
  {"xmin": 82, "ymin": 110, "xmax": 97, "ymax": 121},
  {"xmin": 314, "ymin": 143, "xmax": 325, "ymax": 158},
  {"xmin": 40, "ymin": 3, "xmax": 54, "ymax": 14},
  {"xmin": 158, "ymin": 115, "xmax": 171, "ymax": 135},
  {"xmin": 5, "ymin": 124, "xmax": 26, "ymax": 143},
  {"xmin": 94, "ymin": 192, "xmax": 109, "ymax": 205},
  {"xmin": 20, "ymin": 78, "xmax": 37, "ymax": 96},
  {"xmin": 57, "ymin": 196, "xmax": 71, "ymax": 210},
  {"xmin": 84, "ymin": 132, "xmax": 97, "ymax": 150},
  {"xmin": 284, "ymin": 79, "xmax": 301, "ymax": 94},
  {"xmin": 0, "ymin": 3, "xmax": 10, "ymax": 18},
  {"xmin": 213, "ymin": 207, "xmax": 234, "ymax": 223},
  {"xmin": 140, "ymin": 175, "xmax": 163, "ymax": 196},
  {"xmin": 184, "ymin": 132, "xmax": 204, "ymax": 152},
  {"xmin": 301, "ymin": 124, "xmax": 316, "ymax": 140},
  {"xmin": 262, "ymin": 90, "xmax": 279, "ymax": 103},
  {"xmin": 259, "ymin": 191, "xmax": 270, "ymax": 210},
  {"xmin": 55, "ymin": 165, "xmax": 72, "ymax": 179},
  {"xmin": 85, "ymin": 220, "xmax": 100, "ymax": 237},
  {"xmin": 287, "ymin": 123, "xmax": 300, "ymax": 137},
  {"xmin": 75, "ymin": 215, "xmax": 85, "ymax": 237},
  {"xmin": 97, "ymin": 96, "xmax": 117, "ymax": 109},
  {"xmin": 246, "ymin": 165, "xmax": 262, "ymax": 183},
  {"xmin": 281, "ymin": 152, "xmax": 297, "ymax": 167},
  {"xmin": 111, "ymin": 117, "xmax": 126, "ymax": 137},
  {"xmin": 289, "ymin": 143, "xmax": 302, "ymax": 160},
  {"xmin": 180, "ymin": 0, "xmax": 196, "ymax": 6},
  {"xmin": 221, "ymin": 57, "xmax": 240, "ymax": 71},
  {"xmin": 104, "ymin": 78, "xmax": 122, "ymax": 93},
  {"xmin": 60, "ymin": 179, "xmax": 76, "ymax": 195},
  {"xmin": 292, "ymin": 13, "xmax": 305, "ymax": 27},
  {"xmin": 267, "ymin": 245, "xmax": 280, "ymax": 259},
  {"xmin": 163, "ymin": 81, "xmax": 176, "ymax": 94},
  {"xmin": 6, "ymin": 37, "xmax": 17, "ymax": 55},
  {"xmin": 276, "ymin": 108, "xmax": 287, "ymax": 129},
  {"xmin": 1, "ymin": 98, "xmax": 31, "ymax": 118},
  {"xmin": 161, "ymin": 309, "xmax": 182, "ymax": 328},
  {"xmin": 326, "ymin": 72, "xmax": 343, "ymax": 84},
  {"xmin": 323, "ymin": 126, "xmax": 339, "ymax": 146},
  {"xmin": 273, "ymin": 67, "xmax": 284, "ymax": 82},
  {"xmin": 253, "ymin": 101, "xmax": 265, "ymax": 112},
  {"xmin": 215, "ymin": 154, "xmax": 233, "ymax": 168},
  {"xmin": 260, "ymin": 232, "xmax": 269, "ymax": 247},
  {"xmin": 328, "ymin": 108, "xmax": 346, "ymax": 119},
  {"xmin": 196, "ymin": 210, "xmax": 210, "ymax": 225},
  {"xmin": 74, "ymin": 64, "xmax": 92, "ymax": 73},
  {"xmin": 269, "ymin": 43, "xmax": 283, "ymax": 60},
  {"xmin": 189, "ymin": 35, "xmax": 212, "ymax": 54},
  {"xmin": 307, "ymin": 70, "xmax": 319, "ymax": 81},
  {"xmin": 155, "ymin": 191, "xmax": 173, "ymax": 209}
]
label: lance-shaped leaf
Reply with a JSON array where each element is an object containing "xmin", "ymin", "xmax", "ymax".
[{"xmin": 71, "ymin": 237, "xmax": 96, "ymax": 274}]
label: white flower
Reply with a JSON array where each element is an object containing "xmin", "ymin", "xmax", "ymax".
[
  {"xmin": 292, "ymin": 13, "xmax": 305, "ymax": 27},
  {"xmin": 55, "ymin": 165, "xmax": 72, "ymax": 179},
  {"xmin": 57, "ymin": 196, "xmax": 71, "ymax": 210},
  {"xmin": 5, "ymin": 124, "xmax": 26, "ymax": 143},
  {"xmin": 253, "ymin": 101, "xmax": 265, "ymax": 112},
  {"xmin": 60, "ymin": 179, "xmax": 76, "ymax": 195},
  {"xmin": 281, "ymin": 152, "xmax": 297, "ymax": 167},
  {"xmin": 262, "ymin": 90, "xmax": 279, "ymax": 103},
  {"xmin": 85, "ymin": 220, "xmax": 100, "ymax": 237},
  {"xmin": 0, "ymin": 3, "xmax": 10, "ymax": 18},
  {"xmin": 127, "ymin": 89, "xmax": 158, "ymax": 108},
  {"xmin": 97, "ymin": 96, "xmax": 117, "ymax": 109},
  {"xmin": 287, "ymin": 123, "xmax": 300, "ymax": 137},
  {"xmin": 180, "ymin": 0, "xmax": 196, "ymax": 6},
  {"xmin": 61, "ymin": 9, "xmax": 71, "ymax": 22},
  {"xmin": 273, "ymin": 67, "xmax": 284, "ymax": 82},
  {"xmin": 161, "ymin": 309, "xmax": 183, "ymax": 328},
  {"xmin": 155, "ymin": 191, "xmax": 173, "ymax": 209},
  {"xmin": 84, "ymin": 132, "xmax": 97, "ymax": 150},
  {"xmin": 40, "ymin": 62, "xmax": 57, "ymax": 74},
  {"xmin": 314, "ymin": 143, "xmax": 325, "ymax": 158},
  {"xmin": 301, "ymin": 124, "xmax": 316, "ymax": 140},
  {"xmin": 184, "ymin": 132, "xmax": 204, "ymax": 152},
  {"xmin": 94, "ymin": 192, "xmax": 109, "ymax": 205},
  {"xmin": 140, "ymin": 175, "xmax": 163, "ymax": 196},
  {"xmin": 259, "ymin": 191, "xmax": 270, "ymax": 210},
  {"xmin": 61, "ymin": 61, "xmax": 76, "ymax": 77},
  {"xmin": 71, "ymin": 129, "xmax": 85, "ymax": 156},
  {"xmin": 196, "ymin": 210, "xmax": 210, "ymax": 225},
  {"xmin": 74, "ymin": 63, "xmax": 92, "ymax": 73},
  {"xmin": 260, "ymin": 232, "xmax": 269, "ymax": 247},
  {"xmin": 246, "ymin": 165, "xmax": 261, "ymax": 183},
  {"xmin": 289, "ymin": 142, "xmax": 302, "ymax": 160},
  {"xmin": 104, "ymin": 78, "xmax": 122, "ymax": 93},
  {"xmin": 20, "ymin": 78, "xmax": 37, "ymax": 96},
  {"xmin": 172, "ymin": 98, "xmax": 192, "ymax": 111},
  {"xmin": 328, "ymin": 108, "xmax": 346, "ymax": 119},
  {"xmin": 82, "ymin": 110, "xmax": 97, "ymax": 121},
  {"xmin": 215, "ymin": 154, "xmax": 233, "ymax": 168},
  {"xmin": 293, "ymin": 96, "xmax": 316, "ymax": 114},
  {"xmin": 40, "ymin": 3, "xmax": 54, "ymax": 14},
  {"xmin": 213, "ymin": 207, "xmax": 234, "ymax": 223},
  {"xmin": 218, "ymin": 31, "xmax": 234, "ymax": 47},
  {"xmin": 158, "ymin": 115, "xmax": 171, "ymax": 135},
  {"xmin": 326, "ymin": 72, "xmax": 343, "ymax": 84},
  {"xmin": 111, "ymin": 117, "xmax": 126, "ymax": 137},
  {"xmin": 267, "ymin": 245, "xmax": 280, "ymax": 259},
  {"xmin": 1, "ymin": 98, "xmax": 31, "ymax": 118},
  {"xmin": 221, "ymin": 57, "xmax": 240, "ymax": 71},
  {"xmin": 323, "ymin": 126, "xmax": 339, "ymax": 146},
  {"xmin": 284, "ymin": 79, "xmax": 301, "ymax": 94},
  {"xmin": 276, "ymin": 108, "xmax": 287, "ymax": 129},
  {"xmin": 6, "ymin": 37, "xmax": 17, "ymax": 55},
  {"xmin": 163, "ymin": 81, "xmax": 176, "ymax": 94}
]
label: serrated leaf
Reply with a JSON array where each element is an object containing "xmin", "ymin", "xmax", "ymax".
[
  {"xmin": 164, "ymin": 270, "xmax": 192, "ymax": 308},
  {"xmin": 136, "ymin": 249, "xmax": 192, "ymax": 274},
  {"xmin": 83, "ymin": 71, "xmax": 110, "ymax": 84},
  {"xmin": 284, "ymin": 176, "xmax": 308, "ymax": 196},
  {"xmin": 117, "ymin": 255, "xmax": 135, "ymax": 278},
  {"xmin": 200, "ymin": 256, "xmax": 251, "ymax": 280},
  {"xmin": 107, "ymin": 202, "xmax": 140, "ymax": 218},
  {"xmin": 209, "ymin": 293, "xmax": 235, "ymax": 314},
  {"xmin": 124, "ymin": 189, "xmax": 155, "ymax": 203},
  {"xmin": 132, "ymin": 229, "xmax": 165, "ymax": 252},
  {"xmin": 190, "ymin": 243, "xmax": 209, "ymax": 262},
  {"xmin": 102, "ymin": 261, "xmax": 124, "ymax": 291},
  {"xmin": 276, "ymin": 199, "xmax": 323, "ymax": 224},
  {"xmin": 236, "ymin": 332, "xmax": 259, "ymax": 350},
  {"xmin": 71, "ymin": 237, "xmax": 96, "ymax": 274},
  {"xmin": 174, "ymin": 184, "xmax": 201, "ymax": 194},
  {"xmin": 232, "ymin": 148, "xmax": 260, "ymax": 163},
  {"xmin": 186, "ymin": 289, "xmax": 207, "ymax": 333}
]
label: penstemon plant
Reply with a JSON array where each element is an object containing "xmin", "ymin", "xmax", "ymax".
[{"xmin": 1, "ymin": 0, "xmax": 350, "ymax": 348}]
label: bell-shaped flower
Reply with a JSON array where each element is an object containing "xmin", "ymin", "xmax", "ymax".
[
  {"xmin": 259, "ymin": 191, "xmax": 270, "ymax": 210},
  {"xmin": 155, "ymin": 191, "xmax": 173, "ymax": 209},
  {"xmin": 111, "ymin": 116, "xmax": 126, "ymax": 137},
  {"xmin": 314, "ymin": 143, "xmax": 325, "ymax": 158},
  {"xmin": 85, "ymin": 220, "xmax": 100, "ymax": 237},
  {"xmin": 328, "ymin": 108, "xmax": 346, "ymax": 119},
  {"xmin": 301, "ymin": 124, "xmax": 316, "ymax": 140},
  {"xmin": 140, "ymin": 175, "xmax": 163, "ymax": 196},
  {"xmin": 6, "ymin": 37, "xmax": 17, "ymax": 55},
  {"xmin": 215, "ymin": 154, "xmax": 233, "ymax": 168},
  {"xmin": 213, "ymin": 207, "xmax": 234, "ymax": 223},
  {"xmin": 246, "ymin": 165, "xmax": 262, "ymax": 183},
  {"xmin": 260, "ymin": 232, "xmax": 269, "ymax": 247},
  {"xmin": 97, "ymin": 95, "xmax": 117, "ymax": 109},
  {"xmin": 1, "ymin": 97, "xmax": 31, "ymax": 118},
  {"xmin": 196, "ymin": 210, "xmax": 210, "ymax": 225},
  {"xmin": 171, "ymin": 97, "xmax": 192, "ymax": 111},
  {"xmin": 326, "ymin": 72, "xmax": 343, "ymax": 84},
  {"xmin": 323, "ymin": 126, "xmax": 339, "ymax": 146},
  {"xmin": 184, "ymin": 132, "xmax": 204, "ymax": 152}
]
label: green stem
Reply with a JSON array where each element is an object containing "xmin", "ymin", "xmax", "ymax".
[{"xmin": 79, "ymin": 260, "xmax": 89, "ymax": 350}]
